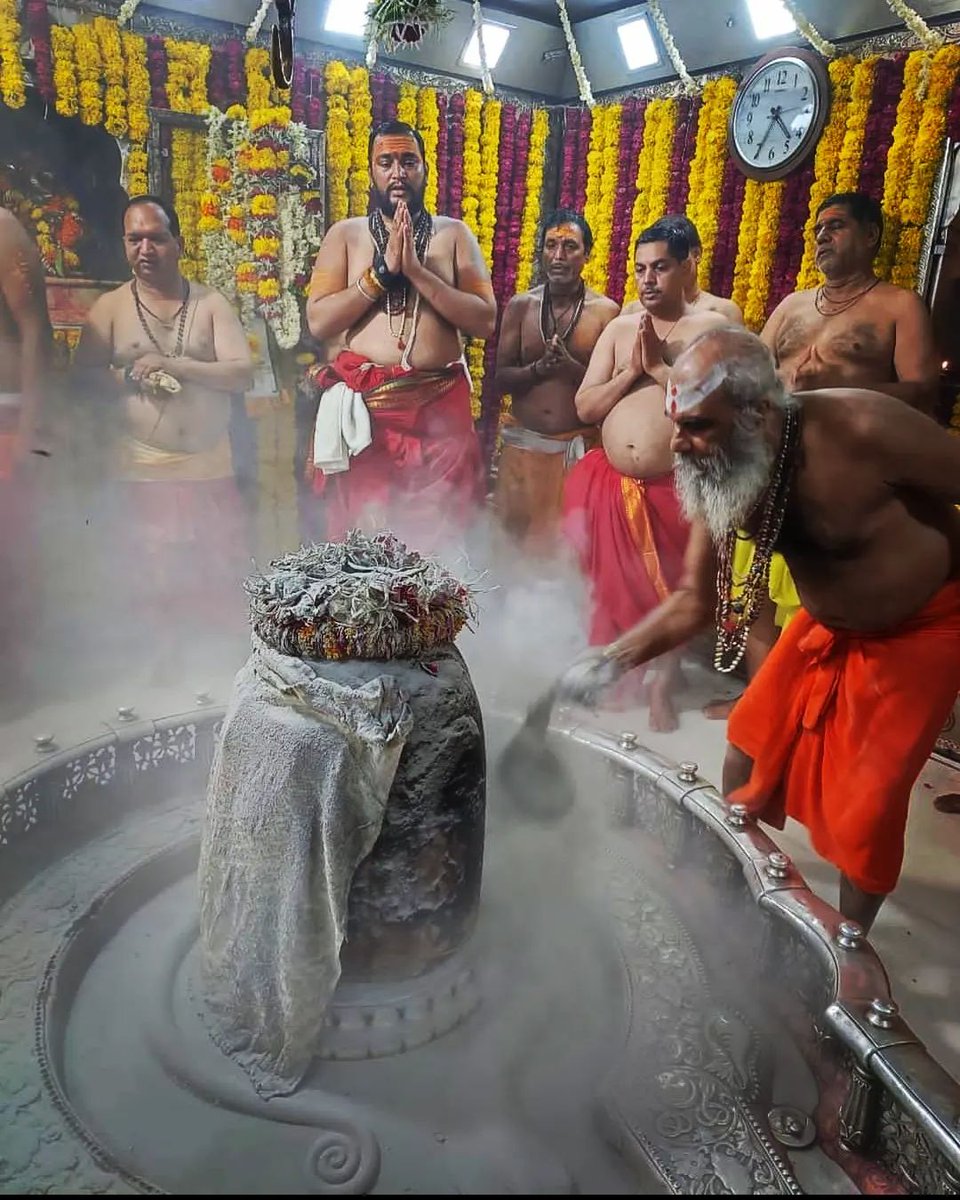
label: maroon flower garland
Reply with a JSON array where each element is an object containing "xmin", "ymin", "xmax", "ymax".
[
  {"xmin": 370, "ymin": 71, "xmax": 387, "ymax": 126},
  {"xmin": 712, "ymin": 157, "xmax": 746, "ymax": 300},
  {"xmin": 24, "ymin": 0, "xmax": 54, "ymax": 105},
  {"xmin": 381, "ymin": 75, "xmax": 399, "ymax": 122},
  {"xmin": 559, "ymin": 107, "xmax": 580, "ymax": 209},
  {"xmin": 574, "ymin": 108, "xmax": 591, "ymax": 212},
  {"xmin": 291, "ymin": 60, "xmax": 308, "ymax": 123},
  {"xmin": 767, "ymin": 159, "xmax": 816, "ymax": 312},
  {"xmin": 858, "ymin": 52, "xmax": 907, "ymax": 200},
  {"xmin": 445, "ymin": 92, "xmax": 465, "ymax": 219},
  {"xmin": 304, "ymin": 68, "xmax": 324, "ymax": 130},
  {"xmin": 607, "ymin": 97, "xmax": 647, "ymax": 304},
  {"xmin": 146, "ymin": 34, "xmax": 169, "ymax": 110},
  {"xmin": 435, "ymin": 90, "xmax": 449, "ymax": 214},
  {"xmin": 667, "ymin": 96, "xmax": 699, "ymax": 214}
]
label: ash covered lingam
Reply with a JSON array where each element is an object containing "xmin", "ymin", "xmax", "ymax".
[{"xmin": 198, "ymin": 530, "xmax": 485, "ymax": 1097}]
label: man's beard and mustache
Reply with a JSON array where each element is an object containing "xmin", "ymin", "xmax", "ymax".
[
  {"xmin": 373, "ymin": 180, "xmax": 425, "ymax": 218},
  {"xmin": 674, "ymin": 420, "xmax": 775, "ymax": 543}
]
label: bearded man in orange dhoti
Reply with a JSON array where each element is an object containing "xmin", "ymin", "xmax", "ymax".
[
  {"xmin": 558, "ymin": 326, "xmax": 960, "ymax": 934},
  {"xmin": 305, "ymin": 121, "xmax": 496, "ymax": 552}
]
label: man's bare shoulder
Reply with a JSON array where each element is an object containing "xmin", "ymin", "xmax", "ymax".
[
  {"xmin": 585, "ymin": 290, "xmax": 620, "ymax": 318},
  {"xmin": 0, "ymin": 206, "xmax": 32, "ymax": 245},
  {"xmin": 506, "ymin": 287, "xmax": 541, "ymax": 309},
  {"xmin": 802, "ymin": 386, "xmax": 921, "ymax": 441},
  {"xmin": 325, "ymin": 216, "xmax": 369, "ymax": 243},
  {"xmin": 701, "ymin": 292, "xmax": 743, "ymax": 323},
  {"xmin": 91, "ymin": 280, "xmax": 132, "ymax": 311},
  {"xmin": 678, "ymin": 309, "xmax": 728, "ymax": 339},
  {"xmin": 432, "ymin": 214, "xmax": 474, "ymax": 238},
  {"xmin": 874, "ymin": 279, "xmax": 927, "ymax": 313}
]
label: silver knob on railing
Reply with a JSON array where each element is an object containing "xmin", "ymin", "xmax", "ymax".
[
  {"xmin": 195, "ymin": 690, "xmax": 212, "ymax": 707},
  {"xmin": 618, "ymin": 731, "xmax": 638, "ymax": 750},
  {"xmin": 677, "ymin": 761, "xmax": 699, "ymax": 783},
  {"xmin": 765, "ymin": 851, "xmax": 791, "ymax": 880},
  {"xmin": 117, "ymin": 705, "xmax": 137, "ymax": 722},
  {"xmin": 866, "ymin": 998, "xmax": 899, "ymax": 1030},
  {"xmin": 726, "ymin": 803, "xmax": 751, "ymax": 829},
  {"xmin": 33, "ymin": 733, "xmax": 56, "ymax": 753},
  {"xmin": 836, "ymin": 921, "xmax": 865, "ymax": 950}
]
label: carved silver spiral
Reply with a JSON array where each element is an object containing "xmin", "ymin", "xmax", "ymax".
[{"xmin": 303, "ymin": 1126, "xmax": 381, "ymax": 1194}]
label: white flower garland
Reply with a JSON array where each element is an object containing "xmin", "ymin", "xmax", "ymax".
[
  {"xmin": 883, "ymin": 0, "xmax": 944, "ymax": 50},
  {"xmin": 116, "ymin": 0, "xmax": 142, "ymax": 28},
  {"xmin": 780, "ymin": 0, "xmax": 837, "ymax": 58},
  {"xmin": 472, "ymin": 0, "xmax": 494, "ymax": 96},
  {"xmin": 202, "ymin": 107, "xmax": 237, "ymax": 301},
  {"xmin": 647, "ymin": 0, "xmax": 699, "ymax": 94},
  {"xmin": 557, "ymin": 0, "xmax": 594, "ymax": 108},
  {"xmin": 245, "ymin": 0, "xmax": 272, "ymax": 45}
]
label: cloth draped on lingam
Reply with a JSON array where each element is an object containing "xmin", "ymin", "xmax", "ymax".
[{"xmin": 198, "ymin": 531, "xmax": 485, "ymax": 1097}]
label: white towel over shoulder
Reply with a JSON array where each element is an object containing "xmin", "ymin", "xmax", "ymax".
[{"xmin": 312, "ymin": 380, "xmax": 373, "ymax": 475}]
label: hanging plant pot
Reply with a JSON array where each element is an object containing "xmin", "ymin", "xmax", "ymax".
[{"xmin": 368, "ymin": 0, "xmax": 452, "ymax": 54}]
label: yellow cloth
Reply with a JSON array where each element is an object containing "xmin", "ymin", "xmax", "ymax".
[
  {"xmin": 732, "ymin": 536, "xmax": 801, "ymax": 628},
  {"xmin": 120, "ymin": 435, "xmax": 233, "ymax": 483}
]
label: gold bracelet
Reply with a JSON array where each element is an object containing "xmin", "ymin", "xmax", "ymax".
[
  {"xmin": 356, "ymin": 276, "xmax": 378, "ymax": 303},
  {"xmin": 363, "ymin": 266, "xmax": 386, "ymax": 294}
]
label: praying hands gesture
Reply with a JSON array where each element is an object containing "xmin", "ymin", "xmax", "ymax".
[
  {"xmin": 636, "ymin": 312, "xmax": 670, "ymax": 387},
  {"xmin": 397, "ymin": 199, "xmax": 424, "ymax": 283}
]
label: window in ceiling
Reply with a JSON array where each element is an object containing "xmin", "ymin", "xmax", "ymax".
[
  {"xmin": 462, "ymin": 22, "xmax": 512, "ymax": 70},
  {"xmin": 745, "ymin": 0, "xmax": 796, "ymax": 40},
  {"xmin": 617, "ymin": 15, "xmax": 660, "ymax": 71},
  {"xmin": 324, "ymin": 0, "xmax": 369, "ymax": 38}
]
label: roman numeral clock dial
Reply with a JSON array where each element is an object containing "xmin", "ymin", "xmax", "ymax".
[{"xmin": 728, "ymin": 47, "xmax": 831, "ymax": 181}]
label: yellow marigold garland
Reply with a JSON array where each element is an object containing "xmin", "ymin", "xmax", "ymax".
[
  {"xmin": 397, "ymin": 81, "xmax": 418, "ymax": 127},
  {"xmin": 892, "ymin": 43, "xmax": 960, "ymax": 290},
  {"xmin": 0, "ymin": 0, "xmax": 26, "ymax": 110},
  {"xmin": 324, "ymin": 61, "xmax": 351, "ymax": 226},
  {"xmin": 51, "ymin": 25, "xmax": 79, "ymax": 119},
  {"xmin": 795, "ymin": 55, "xmax": 856, "ymax": 290},
  {"xmin": 125, "ymin": 147, "xmax": 149, "ymax": 196},
  {"xmin": 461, "ymin": 89, "xmax": 483, "ymax": 235},
  {"xmin": 835, "ymin": 55, "xmax": 878, "ymax": 193},
  {"xmin": 122, "ymin": 31, "xmax": 151, "ymax": 144},
  {"xmin": 417, "ymin": 86, "xmax": 440, "ymax": 213},
  {"xmin": 94, "ymin": 16, "xmax": 127, "ymax": 138},
  {"xmin": 464, "ymin": 95, "xmax": 501, "ymax": 420},
  {"xmin": 686, "ymin": 77, "xmax": 736, "ymax": 288},
  {"xmin": 166, "ymin": 39, "xmax": 210, "ymax": 115},
  {"xmin": 624, "ymin": 98, "xmax": 676, "ymax": 303},
  {"xmin": 585, "ymin": 103, "xmax": 621, "ymax": 295},
  {"xmin": 731, "ymin": 178, "xmax": 764, "ymax": 312},
  {"xmin": 245, "ymin": 46, "xmax": 273, "ymax": 114},
  {"xmin": 582, "ymin": 104, "xmax": 607, "ymax": 269},
  {"xmin": 877, "ymin": 50, "xmax": 926, "ymax": 279},
  {"xmin": 348, "ymin": 66, "xmax": 373, "ymax": 218},
  {"xmin": 515, "ymin": 108, "xmax": 549, "ymax": 295},
  {"xmin": 170, "ymin": 127, "xmax": 204, "ymax": 279},
  {"xmin": 743, "ymin": 181, "xmax": 786, "ymax": 331},
  {"xmin": 73, "ymin": 22, "xmax": 104, "ymax": 127}
]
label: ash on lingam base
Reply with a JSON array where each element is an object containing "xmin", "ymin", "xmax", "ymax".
[{"xmin": 199, "ymin": 530, "xmax": 486, "ymax": 1098}]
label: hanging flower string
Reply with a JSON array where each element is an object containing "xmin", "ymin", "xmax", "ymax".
[
  {"xmin": 116, "ymin": 0, "xmax": 142, "ymax": 29},
  {"xmin": 883, "ymin": 0, "xmax": 945, "ymax": 51},
  {"xmin": 647, "ymin": 0, "xmax": 699, "ymax": 95},
  {"xmin": 557, "ymin": 0, "xmax": 593, "ymax": 108},
  {"xmin": 780, "ymin": 1, "xmax": 837, "ymax": 58},
  {"xmin": 472, "ymin": 0, "xmax": 494, "ymax": 95},
  {"xmin": 245, "ymin": 0, "xmax": 272, "ymax": 45}
]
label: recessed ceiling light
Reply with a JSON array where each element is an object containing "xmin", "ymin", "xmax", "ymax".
[
  {"xmin": 324, "ymin": 0, "xmax": 369, "ymax": 38},
  {"xmin": 745, "ymin": 0, "xmax": 796, "ymax": 40},
  {"xmin": 462, "ymin": 22, "xmax": 512, "ymax": 70},
  {"xmin": 617, "ymin": 16, "xmax": 660, "ymax": 71}
]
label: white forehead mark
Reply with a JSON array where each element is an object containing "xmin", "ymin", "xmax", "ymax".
[{"xmin": 665, "ymin": 363, "xmax": 728, "ymax": 418}]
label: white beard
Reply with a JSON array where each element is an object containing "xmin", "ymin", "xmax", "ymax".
[{"xmin": 674, "ymin": 425, "xmax": 775, "ymax": 543}]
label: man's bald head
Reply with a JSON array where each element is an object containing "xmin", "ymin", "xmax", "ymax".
[{"xmin": 669, "ymin": 326, "xmax": 785, "ymax": 420}]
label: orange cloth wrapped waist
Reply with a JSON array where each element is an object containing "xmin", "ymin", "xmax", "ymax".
[
  {"xmin": 728, "ymin": 579, "xmax": 960, "ymax": 893},
  {"xmin": 561, "ymin": 448, "xmax": 689, "ymax": 645},
  {"xmin": 310, "ymin": 350, "xmax": 481, "ymax": 549}
]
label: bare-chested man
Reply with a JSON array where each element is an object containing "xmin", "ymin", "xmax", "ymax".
[
  {"xmin": 492, "ymin": 209, "xmax": 618, "ymax": 555},
  {"xmin": 562, "ymin": 218, "xmax": 726, "ymax": 731},
  {"xmin": 306, "ymin": 119, "xmax": 496, "ymax": 551},
  {"xmin": 75, "ymin": 196, "xmax": 253, "ymax": 666},
  {"xmin": 560, "ymin": 326, "xmax": 960, "ymax": 932},
  {"xmin": 705, "ymin": 192, "xmax": 940, "ymax": 720},
  {"xmin": 0, "ymin": 207, "xmax": 52, "ymax": 706},
  {"xmin": 622, "ymin": 213, "xmax": 743, "ymax": 325}
]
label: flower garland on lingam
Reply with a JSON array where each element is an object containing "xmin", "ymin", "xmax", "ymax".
[{"xmin": 201, "ymin": 103, "xmax": 323, "ymax": 349}]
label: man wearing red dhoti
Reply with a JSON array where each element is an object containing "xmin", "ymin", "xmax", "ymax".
[
  {"xmin": 306, "ymin": 120, "xmax": 495, "ymax": 553},
  {"xmin": 559, "ymin": 326, "xmax": 960, "ymax": 933},
  {"xmin": 75, "ymin": 196, "xmax": 254, "ymax": 673},
  {"xmin": 562, "ymin": 218, "xmax": 726, "ymax": 730},
  {"xmin": 0, "ymin": 207, "xmax": 52, "ymax": 711}
]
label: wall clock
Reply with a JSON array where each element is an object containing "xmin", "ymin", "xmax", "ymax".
[{"xmin": 728, "ymin": 47, "xmax": 831, "ymax": 181}]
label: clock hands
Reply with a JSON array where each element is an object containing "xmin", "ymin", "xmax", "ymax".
[
  {"xmin": 754, "ymin": 111, "xmax": 778, "ymax": 160},
  {"xmin": 753, "ymin": 105, "xmax": 800, "ymax": 160}
]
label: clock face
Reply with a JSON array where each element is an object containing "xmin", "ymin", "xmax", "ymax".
[{"xmin": 731, "ymin": 55, "xmax": 824, "ymax": 178}]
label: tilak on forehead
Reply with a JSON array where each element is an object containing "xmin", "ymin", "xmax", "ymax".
[
  {"xmin": 372, "ymin": 135, "xmax": 422, "ymax": 159},
  {"xmin": 665, "ymin": 363, "xmax": 728, "ymax": 417},
  {"xmin": 546, "ymin": 223, "xmax": 582, "ymax": 240}
]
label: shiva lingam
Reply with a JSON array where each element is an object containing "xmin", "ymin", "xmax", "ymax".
[{"xmin": 197, "ymin": 530, "xmax": 485, "ymax": 1096}]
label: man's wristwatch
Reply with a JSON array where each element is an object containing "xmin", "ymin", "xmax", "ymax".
[{"xmin": 372, "ymin": 251, "xmax": 400, "ymax": 292}]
